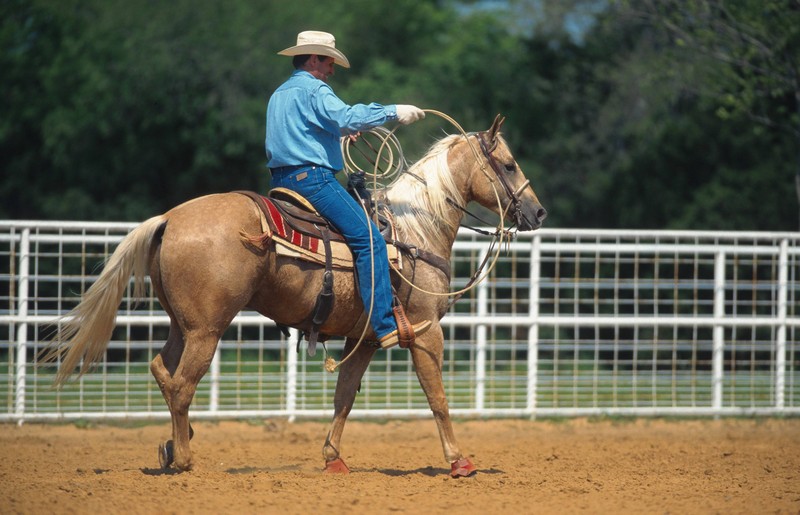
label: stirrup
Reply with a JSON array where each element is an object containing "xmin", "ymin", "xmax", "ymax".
[{"xmin": 378, "ymin": 320, "xmax": 432, "ymax": 350}]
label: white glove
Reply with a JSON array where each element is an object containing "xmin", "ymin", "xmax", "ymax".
[{"xmin": 395, "ymin": 105, "xmax": 426, "ymax": 125}]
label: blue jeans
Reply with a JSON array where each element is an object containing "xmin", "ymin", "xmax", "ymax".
[{"xmin": 271, "ymin": 166, "xmax": 396, "ymax": 339}]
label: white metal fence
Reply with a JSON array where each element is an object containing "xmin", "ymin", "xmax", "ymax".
[{"xmin": 2, "ymin": 220, "xmax": 799, "ymax": 422}]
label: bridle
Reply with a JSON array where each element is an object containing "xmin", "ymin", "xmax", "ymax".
[
  {"xmin": 474, "ymin": 130, "xmax": 531, "ymax": 230},
  {"xmin": 440, "ymin": 130, "xmax": 531, "ymax": 236},
  {"xmin": 433, "ymin": 129, "xmax": 533, "ymax": 308}
]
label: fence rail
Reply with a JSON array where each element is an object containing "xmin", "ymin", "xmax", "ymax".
[{"xmin": 2, "ymin": 220, "xmax": 798, "ymax": 422}]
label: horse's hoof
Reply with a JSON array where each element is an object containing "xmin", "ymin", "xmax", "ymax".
[
  {"xmin": 323, "ymin": 458, "xmax": 350, "ymax": 474},
  {"xmin": 158, "ymin": 440, "xmax": 174, "ymax": 469},
  {"xmin": 450, "ymin": 458, "xmax": 477, "ymax": 478}
]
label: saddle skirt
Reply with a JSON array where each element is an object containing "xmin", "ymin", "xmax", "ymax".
[{"xmin": 238, "ymin": 189, "xmax": 402, "ymax": 270}]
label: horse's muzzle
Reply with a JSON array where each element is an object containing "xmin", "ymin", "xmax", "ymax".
[{"xmin": 517, "ymin": 204, "xmax": 547, "ymax": 231}]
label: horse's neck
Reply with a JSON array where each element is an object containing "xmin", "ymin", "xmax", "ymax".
[
  {"xmin": 385, "ymin": 144, "xmax": 471, "ymax": 260},
  {"xmin": 400, "ymin": 202, "xmax": 461, "ymax": 260}
]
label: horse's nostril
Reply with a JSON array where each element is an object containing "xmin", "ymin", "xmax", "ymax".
[{"xmin": 537, "ymin": 208, "xmax": 548, "ymax": 221}]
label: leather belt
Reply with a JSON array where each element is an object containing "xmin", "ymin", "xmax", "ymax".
[{"xmin": 269, "ymin": 165, "xmax": 310, "ymax": 175}]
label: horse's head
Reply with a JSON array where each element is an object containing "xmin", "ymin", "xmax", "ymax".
[
  {"xmin": 387, "ymin": 115, "xmax": 547, "ymax": 251},
  {"xmin": 465, "ymin": 115, "xmax": 547, "ymax": 231}
]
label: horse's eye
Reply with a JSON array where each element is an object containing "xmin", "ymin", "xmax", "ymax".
[{"xmin": 504, "ymin": 163, "xmax": 516, "ymax": 173}]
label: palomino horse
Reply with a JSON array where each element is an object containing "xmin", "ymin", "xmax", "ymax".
[{"xmin": 45, "ymin": 115, "xmax": 546, "ymax": 477}]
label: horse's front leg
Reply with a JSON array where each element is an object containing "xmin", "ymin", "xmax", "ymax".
[
  {"xmin": 411, "ymin": 326, "xmax": 477, "ymax": 478},
  {"xmin": 322, "ymin": 337, "xmax": 376, "ymax": 473}
]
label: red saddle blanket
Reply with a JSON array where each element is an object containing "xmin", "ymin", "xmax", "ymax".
[
  {"xmin": 262, "ymin": 195, "xmax": 322, "ymax": 253},
  {"xmin": 239, "ymin": 191, "xmax": 400, "ymax": 270}
]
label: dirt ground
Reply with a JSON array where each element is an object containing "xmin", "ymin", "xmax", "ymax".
[{"xmin": 1, "ymin": 417, "xmax": 798, "ymax": 514}]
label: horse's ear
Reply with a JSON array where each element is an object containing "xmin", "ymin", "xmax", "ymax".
[{"xmin": 488, "ymin": 114, "xmax": 506, "ymax": 141}]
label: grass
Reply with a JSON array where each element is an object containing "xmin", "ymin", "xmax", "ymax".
[
  {"xmin": 3, "ymin": 356, "xmax": 795, "ymax": 417},
  {"xmin": 2, "ymin": 339, "xmax": 796, "ymax": 415}
]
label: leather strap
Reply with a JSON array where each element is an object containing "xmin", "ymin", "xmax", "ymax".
[
  {"xmin": 390, "ymin": 240, "xmax": 451, "ymax": 280},
  {"xmin": 305, "ymin": 227, "xmax": 335, "ymax": 357}
]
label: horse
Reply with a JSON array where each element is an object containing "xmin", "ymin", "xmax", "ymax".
[{"xmin": 43, "ymin": 115, "xmax": 547, "ymax": 477}]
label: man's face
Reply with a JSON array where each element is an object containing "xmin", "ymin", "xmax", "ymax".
[{"xmin": 308, "ymin": 55, "xmax": 336, "ymax": 82}]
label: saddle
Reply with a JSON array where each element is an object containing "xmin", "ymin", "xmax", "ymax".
[
  {"xmin": 240, "ymin": 188, "xmax": 401, "ymax": 270},
  {"xmin": 237, "ymin": 188, "xmax": 399, "ymax": 356},
  {"xmin": 236, "ymin": 188, "xmax": 450, "ymax": 356}
]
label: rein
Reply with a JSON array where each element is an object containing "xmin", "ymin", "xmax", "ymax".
[
  {"xmin": 342, "ymin": 109, "xmax": 522, "ymax": 300},
  {"xmin": 404, "ymin": 168, "xmax": 506, "ymax": 236},
  {"xmin": 476, "ymin": 131, "xmax": 530, "ymax": 229},
  {"xmin": 326, "ymin": 110, "xmax": 525, "ymax": 373}
]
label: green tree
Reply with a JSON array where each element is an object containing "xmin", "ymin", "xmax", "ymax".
[
  {"xmin": 1, "ymin": 0, "xmax": 74, "ymax": 218},
  {"xmin": 3, "ymin": 0, "xmax": 797, "ymax": 231},
  {"xmin": 507, "ymin": 0, "xmax": 797, "ymax": 230},
  {"xmin": 1, "ymin": 0, "xmax": 312, "ymax": 220},
  {"xmin": 625, "ymin": 0, "xmax": 800, "ymax": 228}
]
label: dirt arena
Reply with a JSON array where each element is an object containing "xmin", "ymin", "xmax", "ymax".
[{"xmin": 1, "ymin": 417, "xmax": 798, "ymax": 514}]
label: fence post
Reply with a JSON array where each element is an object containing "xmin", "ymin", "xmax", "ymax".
[
  {"xmin": 712, "ymin": 250, "xmax": 725, "ymax": 412},
  {"xmin": 286, "ymin": 328, "xmax": 299, "ymax": 422},
  {"xmin": 475, "ymin": 247, "xmax": 489, "ymax": 412},
  {"xmin": 527, "ymin": 235, "xmax": 541, "ymax": 418},
  {"xmin": 209, "ymin": 344, "xmax": 221, "ymax": 414},
  {"xmin": 14, "ymin": 228, "xmax": 31, "ymax": 424},
  {"xmin": 775, "ymin": 239, "xmax": 788, "ymax": 411}
]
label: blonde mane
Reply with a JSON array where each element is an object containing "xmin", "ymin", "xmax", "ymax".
[{"xmin": 386, "ymin": 135, "xmax": 466, "ymax": 249}]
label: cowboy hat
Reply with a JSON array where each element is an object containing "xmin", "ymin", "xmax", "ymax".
[{"xmin": 278, "ymin": 31, "xmax": 351, "ymax": 68}]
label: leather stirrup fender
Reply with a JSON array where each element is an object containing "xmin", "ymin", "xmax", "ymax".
[{"xmin": 306, "ymin": 226, "xmax": 335, "ymax": 356}]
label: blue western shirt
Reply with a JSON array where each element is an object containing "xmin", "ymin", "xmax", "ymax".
[{"xmin": 265, "ymin": 70, "xmax": 398, "ymax": 170}]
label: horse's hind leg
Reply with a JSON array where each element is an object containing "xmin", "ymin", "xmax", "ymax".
[
  {"xmin": 150, "ymin": 321, "xmax": 193, "ymax": 469},
  {"xmin": 323, "ymin": 337, "xmax": 376, "ymax": 473},
  {"xmin": 151, "ymin": 324, "xmax": 219, "ymax": 471}
]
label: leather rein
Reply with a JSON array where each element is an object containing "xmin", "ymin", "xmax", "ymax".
[
  {"xmin": 340, "ymin": 118, "xmax": 532, "ymax": 309},
  {"xmin": 428, "ymin": 130, "xmax": 527, "ymax": 236},
  {"xmin": 475, "ymin": 131, "xmax": 530, "ymax": 230},
  {"xmin": 446, "ymin": 131, "xmax": 527, "ymax": 306}
]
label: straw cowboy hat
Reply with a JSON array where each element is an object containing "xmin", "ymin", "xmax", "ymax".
[{"xmin": 278, "ymin": 31, "xmax": 351, "ymax": 68}]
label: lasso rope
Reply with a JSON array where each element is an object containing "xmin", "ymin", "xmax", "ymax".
[
  {"xmin": 324, "ymin": 110, "xmax": 516, "ymax": 372},
  {"xmin": 345, "ymin": 109, "xmax": 516, "ymax": 297},
  {"xmin": 323, "ymin": 191, "xmax": 378, "ymax": 372}
]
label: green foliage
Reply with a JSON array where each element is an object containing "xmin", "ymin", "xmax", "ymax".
[
  {"xmin": 612, "ymin": 0, "xmax": 800, "ymax": 229},
  {"xmin": 522, "ymin": 0, "xmax": 799, "ymax": 229},
  {"xmin": 1, "ymin": 0, "xmax": 798, "ymax": 229}
]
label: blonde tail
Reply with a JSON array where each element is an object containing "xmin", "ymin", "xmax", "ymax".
[{"xmin": 43, "ymin": 215, "xmax": 166, "ymax": 387}]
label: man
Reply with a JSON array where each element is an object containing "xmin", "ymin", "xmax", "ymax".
[{"xmin": 265, "ymin": 31, "xmax": 431, "ymax": 349}]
